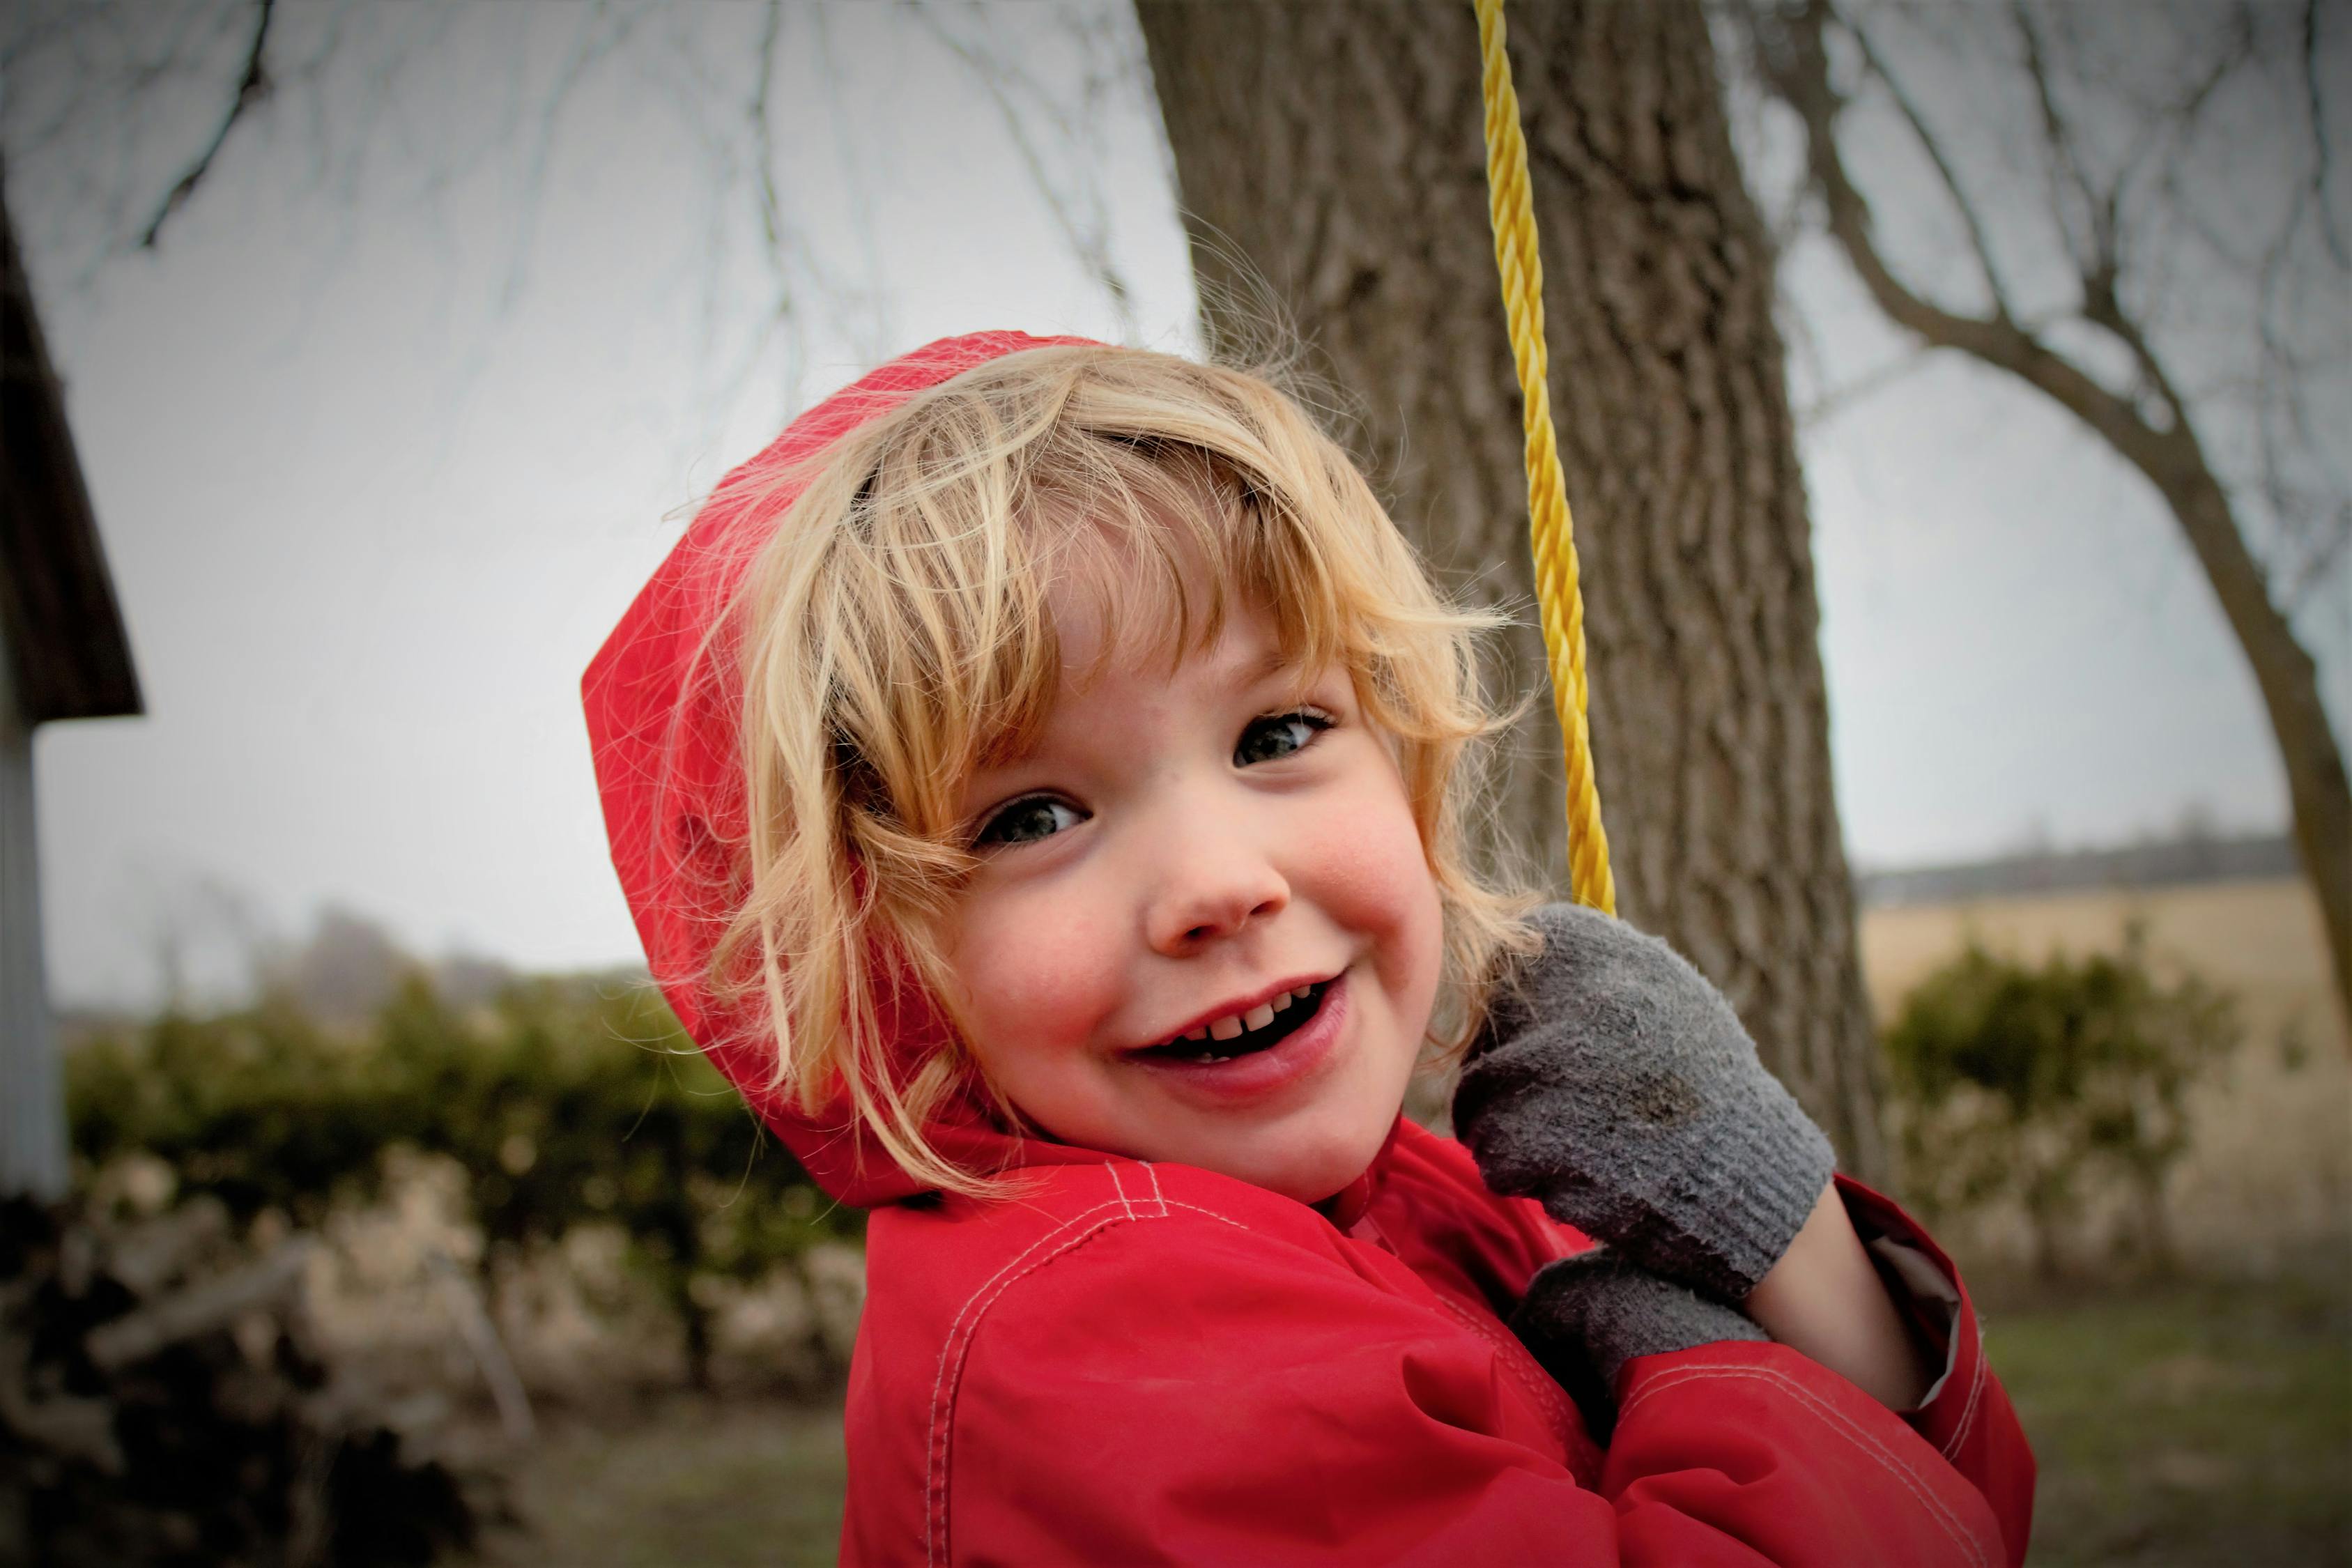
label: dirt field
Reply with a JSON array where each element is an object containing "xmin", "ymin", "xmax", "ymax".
[{"xmin": 1859, "ymin": 877, "xmax": 2350, "ymax": 1272}]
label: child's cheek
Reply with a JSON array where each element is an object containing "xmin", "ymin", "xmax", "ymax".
[
  {"xmin": 948, "ymin": 886, "xmax": 1128, "ymax": 1053},
  {"xmin": 1300, "ymin": 769, "xmax": 1445, "ymax": 1004}
]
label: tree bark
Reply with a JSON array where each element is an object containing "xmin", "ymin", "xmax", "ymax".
[{"xmin": 1137, "ymin": 0, "xmax": 1889, "ymax": 1183}]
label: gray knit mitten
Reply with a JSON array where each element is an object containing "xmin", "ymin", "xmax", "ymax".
[
  {"xmin": 1453, "ymin": 902, "xmax": 1836, "ymax": 1304},
  {"xmin": 1512, "ymin": 1249, "xmax": 1769, "ymax": 1438}
]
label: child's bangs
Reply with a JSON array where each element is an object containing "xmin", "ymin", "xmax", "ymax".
[{"xmin": 1020, "ymin": 443, "xmax": 1360, "ymax": 705}]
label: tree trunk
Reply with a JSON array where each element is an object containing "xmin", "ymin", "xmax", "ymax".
[
  {"xmin": 682, "ymin": 1291, "xmax": 714, "ymax": 1392},
  {"xmin": 2025, "ymin": 1191, "xmax": 2065, "ymax": 1282},
  {"xmin": 1137, "ymin": 0, "xmax": 1889, "ymax": 1183},
  {"xmin": 2152, "ymin": 470, "xmax": 2349, "ymax": 1033},
  {"xmin": 2132, "ymin": 1165, "xmax": 2176, "ymax": 1279}
]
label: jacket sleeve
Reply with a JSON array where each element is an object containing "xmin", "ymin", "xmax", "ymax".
[
  {"xmin": 937, "ymin": 1210, "xmax": 2014, "ymax": 1568},
  {"xmin": 1829, "ymin": 1174, "xmax": 2036, "ymax": 1563}
]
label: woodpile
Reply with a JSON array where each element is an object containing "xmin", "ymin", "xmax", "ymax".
[{"xmin": 0, "ymin": 1195, "xmax": 485, "ymax": 1567}]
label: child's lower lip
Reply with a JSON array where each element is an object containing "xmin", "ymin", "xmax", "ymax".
[{"xmin": 1126, "ymin": 971, "xmax": 1349, "ymax": 1104}]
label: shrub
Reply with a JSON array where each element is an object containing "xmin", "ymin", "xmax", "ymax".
[
  {"xmin": 66, "ymin": 973, "xmax": 854, "ymax": 1387},
  {"xmin": 1882, "ymin": 924, "xmax": 2239, "ymax": 1276}
]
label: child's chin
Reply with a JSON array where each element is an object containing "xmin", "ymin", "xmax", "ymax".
[{"xmin": 1222, "ymin": 1125, "xmax": 1391, "ymax": 1206}]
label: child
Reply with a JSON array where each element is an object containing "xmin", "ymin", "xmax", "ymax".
[{"xmin": 584, "ymin": 332, "xmax": 2034, "ymax": 1565}]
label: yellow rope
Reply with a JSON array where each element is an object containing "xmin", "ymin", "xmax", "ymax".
[{"xmin": 1473, "ymin": 0, "xmax": 1615, "ymax": 915}]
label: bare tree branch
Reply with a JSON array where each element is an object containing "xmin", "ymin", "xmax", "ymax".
[
  {"xmin": 2305, "ymin": 0, "xmax": 2349, "ymax": 268},
  {"xmin": 814, "ymin": 4, "xmax": 894, "ymax": 360},
  {"xmin": 2254, "ymin": 208, "xmax": 2338, "ymax": 589},
  {"xmin": 747, "ymin": 0, "xmax": 789, "ymax": 286},
  {"xmin": 1742, "ymin": 0, "xmax": 2352, "ymax": 1024},
  {"xmin": 2011, "ymin": 0, "xmax": 2108, "ymax": 282},
  {"xmin": 495, "ymin": 0, "xmax": 638, "ymax": 314},
  {"xmin": 1846, "ymin": 16, "xmax": 2016, "ymax": 323},
  {"xmin": 139, "ymin": 0, "xmax": 274, "ymax": 249},
  {"xmin": 744, "ymin": 0, "xmax": 806, "ymax": 386},
  {"xmin": 2289, "ymin": 502, "xmax": 2352, "ymax": 608},
  {"xmin": 1797, "ymin": 344, "xmax": 1937, "ymax": 430},
  {"xmin": 1751, "ymin": 3, "xmax": 2146, "ymax": 454},
  {"xmin": 915, "ymin": 1, "xmax": 1137, "ymax": 339}
]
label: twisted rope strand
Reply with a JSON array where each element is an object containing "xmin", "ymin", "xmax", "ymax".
[{"xmin": 1473, "ymin": 0, "xmax": 1615, "ymax": 914}]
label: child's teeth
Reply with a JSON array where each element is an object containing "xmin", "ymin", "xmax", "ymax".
[{"xmin": 1165, "ymin": 985, "xmax": 1326, "ymax": 1054}]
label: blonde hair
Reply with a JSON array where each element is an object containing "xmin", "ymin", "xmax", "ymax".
[{"xmin": 716, "ymin": 343, "xmax": 1535, "ymax": 1194}]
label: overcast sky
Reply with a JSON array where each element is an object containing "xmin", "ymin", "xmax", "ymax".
[{"xmin": 13, "ymin": 1, "xmax": 2345, "ymax": 1008}]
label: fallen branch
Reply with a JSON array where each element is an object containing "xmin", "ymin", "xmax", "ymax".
[{"xmin": 84, "ymin": 1235, "xmax": 314, "ymax": 1371}]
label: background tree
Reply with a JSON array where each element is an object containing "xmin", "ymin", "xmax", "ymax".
[
  {"xmin": 1739, "ymin": 0, "xmax": 2351, "ymax": 1025},
  {"xmin": 1137, "ymin": 1, "xmax": 1890, "ymax": 1178}
]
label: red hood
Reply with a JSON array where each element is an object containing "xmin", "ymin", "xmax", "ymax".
[{"xmin": 583, "ymin": 331, "xmax": 1114, "ymax": 1206}]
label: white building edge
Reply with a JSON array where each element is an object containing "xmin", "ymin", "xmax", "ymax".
[{"xmin": 2, "ymin": 162, "xmax": 143, "ymax": 1201}]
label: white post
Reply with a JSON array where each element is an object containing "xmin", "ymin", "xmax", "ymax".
[{"xmin": 0, "ymin": 643, "xmax": 66, "ymax": 1199}]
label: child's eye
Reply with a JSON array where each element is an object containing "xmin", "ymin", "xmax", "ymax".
[
  {"xmin": 974, "ymin": 796, "xmax": 1086, "ymax": 848},
  {"xmin": 1234, "ymin": 708, "xmax": 1334, "ymax": 767}
]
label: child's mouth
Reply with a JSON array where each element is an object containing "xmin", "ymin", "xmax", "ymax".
[{"xmin": 1137, "ymin": 980, "xmax": 1333, "ymax": 1065}]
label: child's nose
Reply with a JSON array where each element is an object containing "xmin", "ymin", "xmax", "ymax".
[{"xmin": 1144, "ymin": 833, "xmax": 1291, "ymax": 954}]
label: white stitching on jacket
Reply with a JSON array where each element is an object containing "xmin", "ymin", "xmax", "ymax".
[
  {"xmin": 923, "ymin": 1169, "xmax": 1254, "ymax": 1566},
  {"xmin": 1429, "ymin": 1290, "xmax": 1578, "ymax": 1447},
  {"xmin": 1158, "ymin": 1198, "xmax": 1252, "ymax": 1231},
  {"xmin": 924, "ymin": 1198, "xmax": 1129, "ymax": 1567},
  {"xmin": 1620, "ymin": 1362, "xmax": 1991, "ymax": 1568},
  {"xmin": 1942, "ymin": 1321, "xmax": 1989, "ymax": 1459}
]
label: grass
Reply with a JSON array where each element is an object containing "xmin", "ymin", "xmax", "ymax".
[
  {"xmin": 472, "ymin": 1393, "xmax": 847, "ymax": 1568},
  {"xmin": 466, "ymin": 1271, "xmax": 2348, "ymax": 1567},
  {"xmin": 1986, "ymin": 1269, "xmax": 2351, "ymax": 1567}
]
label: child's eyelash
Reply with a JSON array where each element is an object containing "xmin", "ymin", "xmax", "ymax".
[
  {"xmin": 1233, "ymin": 706, "xmax": 1335, "ymax": 766},
  {"xmin": 970, "ymin": 794, "xmax": 1084, "ymax": 850}
]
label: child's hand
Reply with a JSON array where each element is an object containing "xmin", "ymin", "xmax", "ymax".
[
  {"xmin": 1452, "ymin": 903, "xmax": 1836, "ymax": 1304},
  {"xmin": 1509, "ymin": 1248, "xmax": 1767, "ymax": 1438}
]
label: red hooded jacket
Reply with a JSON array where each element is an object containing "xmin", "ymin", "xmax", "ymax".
[{"xmin": 585, "ymin": 332, "xmax": 2036, "ymax": 1566}]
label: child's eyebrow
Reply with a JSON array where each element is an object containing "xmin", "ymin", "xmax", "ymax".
[{"xmin": 1230, "ymin": 646, "xmax": 1303, "ymax": 689}]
